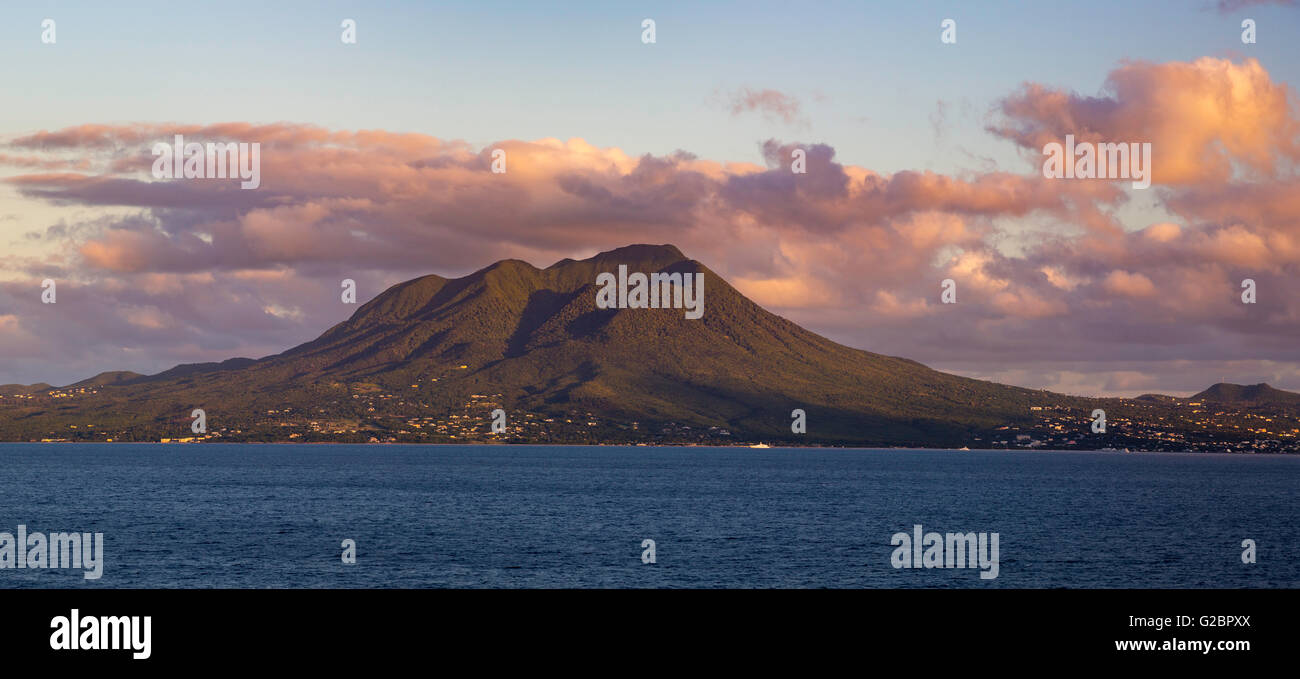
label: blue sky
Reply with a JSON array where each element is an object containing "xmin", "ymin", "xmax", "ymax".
[
  {"xmin": 2, "ymin": 1, "xmax": 1299, "ymax": 395},
  {"xmin": 3, "ymin": 0, "xmax": 1296, "ymax": 173}
]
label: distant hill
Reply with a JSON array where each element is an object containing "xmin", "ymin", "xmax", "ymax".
[
  {"xmin": 66, "ymin": 371, "xmax": 146, "ymax": 389},
  {"xmin": 0, "ymin": 383, "xmax": 51, "ymax": 394},
  {"xmin": 1134, "ymin": 393, "xmax": 1181, "ymax": 404},
  {"xmin": 1192, "ymin": 383, "xmax": 1300, "ymax": 405}
]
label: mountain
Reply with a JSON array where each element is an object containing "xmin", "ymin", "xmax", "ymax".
[
  {"xmin": 66, "ymin": 371, "xmax": 145, "ymax": 388},
  {"xmin": 1192, "ymin": 383, "xmax": 1300, "ymax": 405},
  {"xmin": 0, "ymin": 244, "xmax": 1295, "ymax": 450}
]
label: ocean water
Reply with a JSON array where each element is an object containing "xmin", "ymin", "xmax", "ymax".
[{"xmin": 0, "ymin": 443, "xmax": 1294, "ymax": 588}]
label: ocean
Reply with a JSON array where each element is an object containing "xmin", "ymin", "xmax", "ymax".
[{"xmin": 0, "ymin": 443, "xmax": 1295, "ymax": 588}]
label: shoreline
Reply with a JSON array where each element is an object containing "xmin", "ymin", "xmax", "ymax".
[{"xmin": 0, "ymin": 440, "xmax": 1292, "ymax": 455}]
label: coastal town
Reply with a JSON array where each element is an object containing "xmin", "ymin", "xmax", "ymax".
[{"xmin": 4, "ymin": 382, "xmax": 1296, "ymax": 453}]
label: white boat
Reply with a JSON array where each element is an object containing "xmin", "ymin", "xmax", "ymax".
[
  {"xmin": 959, "ymin": 446, "xmax": 970, "ymax": 451},
  {"xmin": 748, "ymin": 443, "xmax": 771, "ymax": 449}
]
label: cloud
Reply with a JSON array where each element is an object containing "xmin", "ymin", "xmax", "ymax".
[
  {"xmin": 1214, "ymin": 0, "xmax": 1296, "ymax": 13},
  {"xmin": 2, "ymin": 57, "xmax": 1300, "ymax": 393},
  {"xmin": 727, "ymin": 88, "xmax": 806, "ymax": 125},
  {"xmin": 989, "ymin": 58, "xmax": 1300, "ymax": 186},
  {"xmin": 1102, "ymin": 270, "xmax": 1158, "ymax": 298}
]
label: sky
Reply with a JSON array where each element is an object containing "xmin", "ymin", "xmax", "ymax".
[{"xmin": 1, "ymin": 0, "xmax": 1299, "ymax": 396}]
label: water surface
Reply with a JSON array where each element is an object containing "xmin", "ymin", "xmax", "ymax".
[{"xmin": 0, "ymin": 444, "xmax": 1294, "ymax": 588}]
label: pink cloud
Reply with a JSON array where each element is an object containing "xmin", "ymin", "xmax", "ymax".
[
  {"xmin": 1215, "ymin": 0, "xmax": 1296, "ymax": 13},
  {"xmin": 3, "ymin": 56, "xmax": 1300, "ymax": 393},
  {"xmin": 990, "ymin": 58, "xmax": 1300, "ymax": 186},
  {"xmin": 727, "ymin": 88, "xmax": 806, "ymax": 125}
]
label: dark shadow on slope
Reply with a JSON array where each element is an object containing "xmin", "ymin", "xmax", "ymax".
[{"xmin": 506, "ymin": 289, "xmax": 576, "ymax": 357}]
